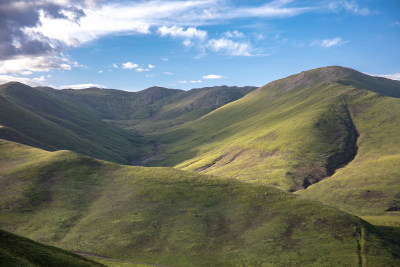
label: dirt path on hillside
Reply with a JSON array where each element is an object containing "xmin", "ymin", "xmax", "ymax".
[{"xmin": 72, "ymin": 251, "xmax": 174, "ymax": 267}]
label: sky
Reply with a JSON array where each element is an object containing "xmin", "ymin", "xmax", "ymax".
[{"xmin": 0, "ymin": 0, "xmax": 399, "ymax": 91}]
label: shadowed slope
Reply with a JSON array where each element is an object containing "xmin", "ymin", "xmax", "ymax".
[
  {"xmin": 0, "ymin": 139, "xmax": 399, "ymax": 266},
  {"xmin": 37, "ymin": 85, "xmax": 257, "ymax": 134},
  {"xmin": 0, "ymin": 229, "xmax": 103, "ymax": 267},
  {"xmin": 0, "ymin": 82, "xmax": 151, "ymax": 164}
]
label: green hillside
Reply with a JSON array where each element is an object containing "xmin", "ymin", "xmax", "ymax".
[
  {"xmin": 148, "ymin": 66, "xmax": 400, "ymax": 226},
  {"xmin": 0, "ymin": 228, "xmax": 102, "ymax": 267},
  {"xmin": 0, "ymin": 139, "xmax": 399, "ymax": 266},
  {"xmin": 37, "ymin": 85, "xmax": 256, "ymax": 134},
  {"xmin": 0, "ymin": 82, "xmax": 151, "ymax": 164}
]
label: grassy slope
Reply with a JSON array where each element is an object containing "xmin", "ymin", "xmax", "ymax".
[
  {"xmin": 0, "ymin": 140, "xmax": 399, "ymax": 266},
  {"xmin": 37, "ymin": 85, "xmax": 256, "ymax": 134},
  {"xmin": 0, "ymin": 82, "xmax": 151, "ymax": 164},
  {"xmin": 0, "ymin": 229, "xmax": 102, "ymax": 267},
  {"xmin": 151, "ymin": 66, "xmax": 400, "ymax": 226}
]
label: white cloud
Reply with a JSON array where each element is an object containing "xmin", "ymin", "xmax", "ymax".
[
  {"xmin": 311, "ymin": 37, "xmax": 346, "ymax": 48},
  {"xmin": 0, "ymin": 55, "xmax": 74, "ymax": 74},
  {"xmin": 112, "ymin": 63, "xmax": 119, "ymax": 68},
  {"xmin": 98, "ymin": 70, "xmax": 103, "ymax": 74},
  {"xmin": 178, "ymin": 80, "xmax": 202, "ymax": 84},
  {"xmin": 136, "ymin": 68, "xmax": 150, "ymax": 72},
  {"xmin": 161, "ymin": 58, "xmax": 169, "ymax": 61},
  {"xmin": 20, "ymin": 71, "xmax": 33, "ymax": 75},
  {"xmin": 207, "ymin": 38, "xmax": 253, "ymax": 56},
  {"xmin": 328, "ymin": 1, "xmax": 370, "ymax": 16},
  {"xmin": 148, "ymin": 64, "xmax": 155, "ymax": 69},
  {"xmin": 145, "ymin": 74, "xmax": 154, "ymax": 77},
  {"xmin": 122, "ymin": 62, "xmax": 138, "ymax": 69},
  {"xmin": 60, "ymin": 83, "xmax": 106, "ymax": 89},
  {"xmin": 157, "ymin": 26, "xmax": 207, "ymax": 40},
  {"xmin": 371, "ymin": 73, "xmax": 400, "ymax": 81},
  {"xmin": 203, "ymin": 74, "xmax": 224, "ymax": 79},
  {"xmin": 164, "ymin": 72, "xmax": 173, "ymax": 75},
  {"xmin": 0, "ymin": 74, "xmax": 46, "ymax": 86},
  {"xmin": 391, "ymin": 21, "xmax": 400, "ymax": 27},
  {"xmin": 224, "ymin": 30, "xmax": 244, "ymax": 38},
  {"xmin": 33, "ymin": 76, "xmax": 46, "ymax": 82}
]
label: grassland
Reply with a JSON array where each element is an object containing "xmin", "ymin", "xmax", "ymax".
[
  {"xmin": 0, "ymin": 228, "xmax": 103, "ymax": 266},
  {"xmin": 144, "ymin": 66, "xmax": 400, "ymax": 229},
  {"xmin": 0, "ymin": 82, "xmax": 151, "ymax": 165},
  {"xmin": 0, "ymin": 139, "xmax": 399, "ymax": 266}
]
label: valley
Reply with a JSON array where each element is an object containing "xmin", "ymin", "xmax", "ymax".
[{"xmin": 0, "ymin": 66, "xmax": 399, "ymax": 266}]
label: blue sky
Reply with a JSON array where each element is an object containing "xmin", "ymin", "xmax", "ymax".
[{"xmin": 0, "ymin": 0, "xmax": 399, "ymax": 91}]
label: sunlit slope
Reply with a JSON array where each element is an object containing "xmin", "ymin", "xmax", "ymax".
[
  {"xmin": 0, "ymin": 82, "xmax": 151, "ymax": 164},
  {"xmin": 0, "ymin": 140, "xmax": 398, "ymax": 266},
  {"xmin": 297, "ymin": 93, "xmax": 400, "ymax": 227},
  {"xmin": 0, "ymin": 229, "xmax": 102, "ymax": 267},
  {"xmin": 155, "ymin": 67, "xmax": 399, "ymax": 193}
]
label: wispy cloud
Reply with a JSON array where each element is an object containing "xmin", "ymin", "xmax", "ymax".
[
  {"xmin": 60, "ymin": 83, "xmax": 106, "ymax": 89},
  {"xmin": 370, "ymin": 73, "xmax": 400, "ymax": 81},
  {"xmin": 311, "ymin": 37, "xmax": 347, "ymax": 48},
  {"xmin": 391, "ymin": 21, "xmax": 400, "ymax": 27},
  {"xmin": 0, "ymin": 74, "xmax": 48, "ymax": 86},
  {"xmin": 203, "ymin": 74, "xmax": 225, "ymax": 79},
  {"xmin": 163, "ymin": 72, "xmax": 173, "ymax": 75},
  {"xmin": 328, "ymin": 1, "xmax": 371, "ymax": 16},
  {"xmin": 223, "ymin": 30, "xmax": 244, "ymax": 38},
  {"xmin": 178, "ymin": 80, "xmax": 202, "ymax": 84}
]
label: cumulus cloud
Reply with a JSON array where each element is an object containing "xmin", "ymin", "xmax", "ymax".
[
  {"xmin": 311, "ymin": 37, "xmax": 346, "ymax": 48},
  {"xmin": 148, "ymin": 64, "xmax": 155, "ymax": 69},
  {"xmin": 164, "ymin": 72, "xmax": 173, "ymax": 75},
  {"xmin": 122, "ymin": 62, "xmax": 138, "ymax": 69},
  {"xmin": 60, "ymin": 83, "xmax": 106, "ymax": 89},
  {"xmin": 207, "ymin": 38, "xmax": 253, "ymax": 56},
  {"xmin": 203, "ymin": 74, "xmax": 224, "ymax": 79}
]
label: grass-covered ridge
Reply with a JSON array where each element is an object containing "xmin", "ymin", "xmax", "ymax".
[
  {"xmin": 1, "ymin": 139, "xmax": 399, "ymax": 266},
  {"xmin": 0, "ymin": 82, "xmax": 151, "ymax": 164},
  {"xmin": 0, "ymin": 228, "xmax": 103, "ymax": 267},
  {"xmin": 146, "ymin": 66, "xmax": 400, "ymax": 227}
]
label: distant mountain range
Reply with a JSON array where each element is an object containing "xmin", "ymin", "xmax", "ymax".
[{"xmin": 0, "ymin": 66, "xmax": 399, "ymax": 266}]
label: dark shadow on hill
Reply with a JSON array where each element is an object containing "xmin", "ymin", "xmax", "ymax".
[{"xmin": 290, "ymin": 101, "xmax": 359, "ymax": 191}]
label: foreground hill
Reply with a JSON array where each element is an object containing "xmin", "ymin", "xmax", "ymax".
[
  {"xmin": 37, "ymin": 85, "xmax": 256, "ymax": 134},
  {"xmin": 151, "ymin": 66, "xmax": 400, "ymax": 227},
  {"xmin": 0, "ymin": 228, "xmax": 102, "ymax": 267},
  {"xmin": 0, "ymin": 139, "xmax": 399, "ymax": 266},
  {"xmin": 0, "ymin": 82, "xmax": 151, "ymax": 164}
]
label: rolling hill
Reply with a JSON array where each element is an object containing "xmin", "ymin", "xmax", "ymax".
[
  {"xmin": 0, "ymin": 82, "xmax": 151, "ymax": 165},
  {"xmin": 0, "ymin": 228, "xmax": 102, "ymax": 267},
  {"xmin": 144, "ymin": 66, "xmax": 400, "ymax": 228},
  {"xmin": 36, "ymin": 85, "xmax": 256, "ymax": 134},
  {"xmin": 0, "ymin": 139, "xmax": 399, "ymax": 266}
]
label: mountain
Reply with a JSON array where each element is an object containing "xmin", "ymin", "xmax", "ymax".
[
  {"xmin": 0, "ymin": 228, "xmax": 102, "ymax": 267},
  {"xmin": 0, "ymin": 139, "xmax": 399, "ymax": 266},
  {"xmin": 0, "ymin": 82, "xmax": 151, "ymax": 164},
  {"xmin": 149, "ymin": 66, "xmax": 400, "ymax": 228},
  {"xmin": 37, "ymin": 85, "xmax": 257, "ymax": 134}
]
